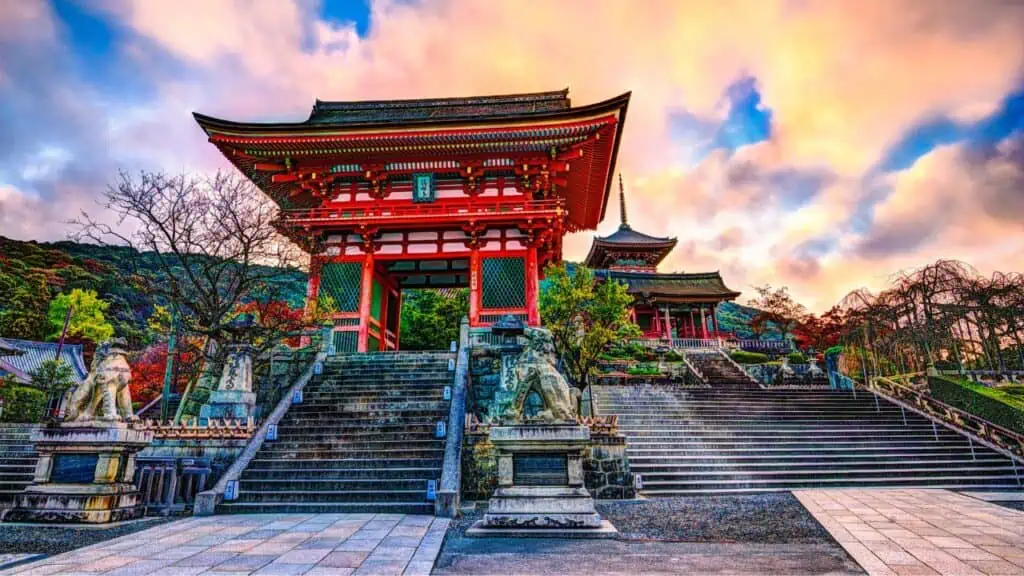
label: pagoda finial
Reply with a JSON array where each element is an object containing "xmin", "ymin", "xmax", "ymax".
[{"xmin": 618, "ymin": 173, "xmax": 629, "ymax": 228}]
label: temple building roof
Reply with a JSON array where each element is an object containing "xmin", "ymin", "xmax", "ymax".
[
  {"xmin": 583, "ymin": 175, "xmax": 677, "ymax": 269},
  {"xmin": 193, "ymin": 89, "xmax": 630, "ymax": 232},
  {"xmin": 599, "ymin": 270, "xmax": 741, "ymax": 302},
  {"xmin": 0, "ymin": 338, "xmax": 89, "ymax": 385}
]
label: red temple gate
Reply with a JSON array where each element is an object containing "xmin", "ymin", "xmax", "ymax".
[{"xmin": 195, "ymin": 89, "xmax": 630, "ymax": 351}]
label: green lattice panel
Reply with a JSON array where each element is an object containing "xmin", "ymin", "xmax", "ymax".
[
  {"xmin": 371, "ymin": 279, "xmax": 383, "ymax": 321},
  {"xmin": 482, "ymin": 257, "xmax": 526, "ymax": 309},
  {"xmin": 319, "ymin": 263, "xmax": 361, "ymax": 312},
  {"xmin": 333, "ymin": 330, "xmax": 358, "ymax": 353}
]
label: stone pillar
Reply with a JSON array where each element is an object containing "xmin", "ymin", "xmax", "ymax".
[{"xmin": 199, "ymin": 344, "xmax": 257, "ymax": 425}]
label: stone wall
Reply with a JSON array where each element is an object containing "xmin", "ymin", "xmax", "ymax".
[
  {"xmin": 468, "ymin": 350, "xmax": 504, "ymax": 420},
  {"xmin": 461, "ymin": 432, "xmax": 497, "ymax": 502},
  {"xmin": 583, "ymin": 435, "xmax": 636, "ymax": 499}
]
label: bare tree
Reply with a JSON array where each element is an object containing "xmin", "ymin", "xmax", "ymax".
[
  {"xmin": 72, "ymin": 170, "xmax": 304, "ymax": 357},
  {"xmin": 835, "ymin": 259, "xmax": 1023, "ymax": 378}
]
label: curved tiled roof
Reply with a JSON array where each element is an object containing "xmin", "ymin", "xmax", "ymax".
[
  {"xmin": 0, "ymin": 338, "xmax": 89, "ymax": 385},
  {"xmin": 595, "ymin": 223, "xmax": 676, "ymax": 246},
  {"xmin": 308, "ymin": 89, "xmax": 571, "ymax": 125},
  {"xmin": 601, "ymin": 270, "xmax": 741, "ymax": 301}
]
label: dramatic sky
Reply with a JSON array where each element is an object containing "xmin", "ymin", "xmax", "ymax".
[{"xmin": 1, "ymin": 0, "xmax": 1022, "ymax": 312}]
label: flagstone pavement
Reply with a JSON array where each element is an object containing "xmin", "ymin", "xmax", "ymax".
[
  {"xmin": 2, "ymin": 513, "xmax": 449, "ymax": 576},
  {"xmin": 795, "ymin": 489, "xmax": 1024, "ymax": 576}
]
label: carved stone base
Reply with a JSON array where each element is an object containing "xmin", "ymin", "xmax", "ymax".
[
  {"xmin": 5, "ymin": 483, "xmax": 143, "ymax": 524},
  {"xmin": 468, "ymin": 424, "xmax": 617, "ymax": 538},
  {"xmin": 466, "ymin": 519, "xmax": 618, "ymax": 539},
  {"xmin": 5, "ymin": 423, "xmax": 152, "ymax": 524}
]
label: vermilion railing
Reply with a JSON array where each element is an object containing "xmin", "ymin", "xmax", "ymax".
[{"xmin": 276, "ymin": 199, "xmax": 566, "ymax": 227}]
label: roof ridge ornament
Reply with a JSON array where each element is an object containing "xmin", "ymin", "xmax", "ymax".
[{"xmin": 618, "ymin": 173, "xmax": 630, "ymax": 229}]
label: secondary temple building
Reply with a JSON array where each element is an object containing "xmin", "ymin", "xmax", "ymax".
[
  {"xmin": 195, "ymin": 89, "xmax": 629, "ymax": 352},
  {"xmin": 585, "ymin": 177, "xmax": 740, "ymax": 340}
]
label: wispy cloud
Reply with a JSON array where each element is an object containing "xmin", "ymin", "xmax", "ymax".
[{"xmin": 1, "ymin": 0, "xmax": 1022, "ymax": 312}]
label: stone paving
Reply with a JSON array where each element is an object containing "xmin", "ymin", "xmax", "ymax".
[
  {"xmin": 2, "ymin": 513, "xmax": 449, "ymax": 576},
  {"xmin": 795, "ymin": 489, "xmax": 1024, "ymax": 576}
]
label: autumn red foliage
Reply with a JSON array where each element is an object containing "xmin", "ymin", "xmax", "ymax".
[{"xmin": 128, "ymin": 342, "xmax": 196, "ymax": 406}]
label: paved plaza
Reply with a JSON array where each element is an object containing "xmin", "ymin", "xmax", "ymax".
[
  {"xmin": 3, "ymin": 489, "xmax": 1023, "ymax": 575},
  {"xmin": 2, "ymin": 514, "xmax": 449, "ymax": 576},
  {"xmin": 796, "ymin": 489, "xmax": 1024, "ymax": 576}
]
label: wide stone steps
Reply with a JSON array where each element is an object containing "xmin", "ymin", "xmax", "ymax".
[
  {"xmin": 217, "ymin": 501, "xmax": 435, "ymax": 514},
  {"xmin": 246, "ymin": 457, "xmax": 444, "ymax": 470},
  {"xmin": 0, "ymin": 424, "xmax": 38, "ymax": 508},
  {"xmin": 219, "ymin": 351, "xmax": 453, "ymax": 515},
  {"xmin": 593, "ymin": 384, "xmax": 1022, "ymax": 495}
]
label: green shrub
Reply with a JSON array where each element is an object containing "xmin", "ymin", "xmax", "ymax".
[
  {"xmin": 786, "ymin": 352, "xmax": 807, "ymax": 364},
  {"xmin": 731, "ymin": 350, "xmax": 769, "ymax": 364},
  {"xmin": 928, "ymin": 376, "xmax": 1024, "ymax": 434},
  {"xmin": 663, "ymin": 350, "xmax": 684, "ymax": 362},
  {"xmin": 626, "ymin": 363, "xmax": 661, "ymax": 376},
  {"xmin": 0, "ymin": 381, "xmax": 47, "ymax": 423}
]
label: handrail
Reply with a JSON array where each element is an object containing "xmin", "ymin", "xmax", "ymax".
[
  {"xmin": 436, "ymin": 318, "xmax": 469, "ymax": 518},
  {"xmin": 278, "ymin": 198, "xmax": 565, "ymax": 226},
  {"xmin": 135, "ymin": 393, "xmax": 163, "ymax": 418},
  {"xmin": 193, "ymin": 328, "xmax": 329, "ymax": 516},
  {"xmin": 863, "ymin": 375, "xmax": 1024, "ymax": 464}
]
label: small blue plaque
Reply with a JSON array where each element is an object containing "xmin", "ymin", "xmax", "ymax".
[
  {"xmin": 634, "ymin": 474, "xmax": 644, "ymax": 490},
  {"xmin": 267, "ymin": 423, "xmax": 278, "ymax": 441},
  {"xmin": 426, "ymin": 480, "xmax": 437, "ymax": 501},
  {"xmin": 313, "ymin": 362, "xmax": 323, "ymax": 375},
  {"xmin": 447, "ymin": 358, "xmax": 455, "ymax": 371},
  {"xmin": 412, "ymin": 173, "xmax": 435, "ymax": 203},
  {"xmin": 292, "ymin": 389, "xmax": 303, "ymax": 404},
  {"xmin": 51, "ymin": 454, "xmax": 98, "ymax": 483},
  {"xmin": 225, "ymin": 480, "xmax": 239, "ymax": 501},
  {"xmin": 443, "ymin": 386, "xmax": 452, "ymax": 401},
  {"xmin": 435, "ymin": 421, "xmax": 446, "ymax": 438}
]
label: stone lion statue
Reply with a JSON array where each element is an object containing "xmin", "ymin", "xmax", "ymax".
[
  {"xmin": 506, "ymin": 328, "xmax": 580, "ymax": 423},
  {"xmin": 64, "ymin": 338, "xmax": 137, "ymax": 424}
]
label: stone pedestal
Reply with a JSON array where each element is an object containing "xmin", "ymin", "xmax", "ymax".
[
  {"xmin": 467, "ymin": 424, "xmax": 617, "ymax": 538},
  {"xmin": 199, "ymin": 389, "xmax": 257, "ymax": 423},
  {"xmin": 199, "ymin": 344, "xmax": 256, "ymax": 425},
  {"xmin": 6, "ymin": 423, "xmax": 153, "ymax": 523}
]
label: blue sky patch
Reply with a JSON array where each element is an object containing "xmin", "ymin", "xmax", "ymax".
[{"xmin": 874, "ymin": 85, "xmax": 1024, "ymax": 173}]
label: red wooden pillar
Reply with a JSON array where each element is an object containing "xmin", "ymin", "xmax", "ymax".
[
  {"xmin": 393, "ymin": 289, "xmax": 403, "ymax": 350},
  {"xmin": 469, "ymin": 247, "xmax": 481, "ymax": 326},
  {"xmin": 711, "ymin": 303, "xmax": 720, "ymax": 336},
  {"xmin": 525, "ymin": 245, "xmax": 540, "ymax": 326},
  {"xmin": 699, "ymin": 304, "xmax": 708, "ymax": 339},
  {"xmin": 357, "ymin": 251, "xmax": 375, "ymax": 353}
]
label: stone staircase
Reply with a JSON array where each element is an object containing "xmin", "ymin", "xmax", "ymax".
[
  {"xmin": 218, "ymin": 351, "xmax": 453, "ymax": 514},
  {"xmin": 686, "ymin": 351, "xmax": 757, "ymax": 388},
  {"xmin": 594, "ymin": 385, "xmax": 1023, "ymax": 495},
  {"xmin": 135, "ymin": 393, "xmax": 181, "ymax": 421},
  {"xmin": 0, "ymin": 424, "xmax": 38, "ymax": 511}
]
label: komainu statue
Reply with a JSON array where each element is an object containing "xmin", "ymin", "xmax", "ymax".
[
  {"xmin": 506, "ymin": 328, "xmax": 580, "ymax": 422},
  {"xmin": 64, "ymin": 338, "xmax": 137, "ymax": 424}
]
